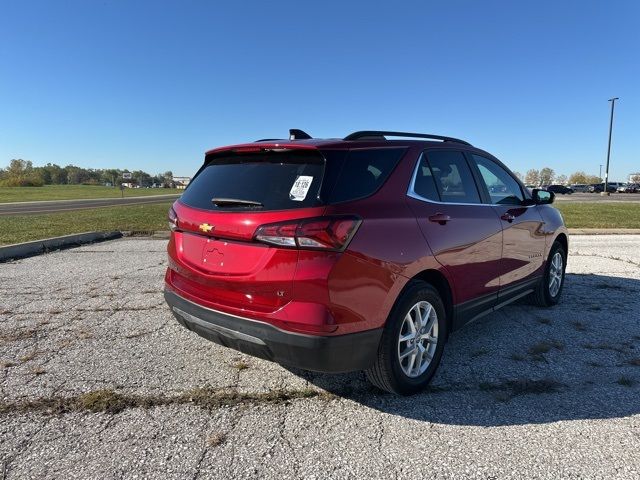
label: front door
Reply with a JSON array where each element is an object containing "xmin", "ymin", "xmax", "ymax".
[{"xmin": 470, "ymin": 154, "xmax": 546, "ymax": 297}]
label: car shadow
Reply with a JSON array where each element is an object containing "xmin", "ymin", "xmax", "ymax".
[{"xmin": 285, "ymin": 273, "xmax": 640, "ymax": 426}]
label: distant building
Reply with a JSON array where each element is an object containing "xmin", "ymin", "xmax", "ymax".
[{"xmin": 173, "ymin": 176, "xmax": 191, "ymax": 189}]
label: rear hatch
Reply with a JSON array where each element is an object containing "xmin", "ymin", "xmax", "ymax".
[
  {"xmin": 169, "ymin": 147, "xmax": 329, "ymax": 312},
  {"xmin": 168, "ymin": 144, "xmax": 405, "ymax": 314}
]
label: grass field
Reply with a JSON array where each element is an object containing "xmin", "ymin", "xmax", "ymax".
[
  {"xmin": 0, "ymin": 202, "xmax": 638, "ymax": 245},
  {"xmin": 556, "ymin": 203, "xmax": 640, "ymax": 229},
  {"xmin": 0, "ymin": 203, "xmax": 173, "ymax": 245},
  {"xmin": 0, "ymin": 185, "xmax": 181, "ymax": 203}
]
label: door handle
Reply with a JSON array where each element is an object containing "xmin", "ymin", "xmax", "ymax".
[
  {"xmin": 428, "ymin": 213, "xmax": 451, "ymax": 225},
  {"xmin": 501, "ymin": 213, "xmax": 515, "ymax": 223}
]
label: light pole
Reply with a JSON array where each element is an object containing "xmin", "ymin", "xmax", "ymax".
[
  {"xmin": 599, "ymin": 164, "xmax": 603, "ymax": 180},
  {"xmin": 603, "ymin": 97, "xmax": 619, "ymax": 195}
]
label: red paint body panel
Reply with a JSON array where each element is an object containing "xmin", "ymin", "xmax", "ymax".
[
  {"xmin": 408, "ymin": 199, "xmax": 503, "ymax": 302},
  {"xmin": 538, "ymin": 205, "xmax": 570, "ymax": 255},
  {"xmin": 491, "ymin": 205, "xmax": 547, "ymax": 288}
]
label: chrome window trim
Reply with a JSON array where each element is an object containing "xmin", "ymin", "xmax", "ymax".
[{"xmin": 407, "ymin": 152, "xmax": 534, "ymax": 208}]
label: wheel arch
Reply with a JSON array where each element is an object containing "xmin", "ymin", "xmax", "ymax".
[
  {"xmin": 408, "ymin": 268, "xmax": 454, "ymax": 336},
  {"xmin": 554, "ymin": 232, "xmax": 568, "ymax": 256}
]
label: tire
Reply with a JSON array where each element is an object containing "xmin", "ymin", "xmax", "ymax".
[
  {"xmin": 365, "ymin": 281, "xmax": 448, "ymax": 395},
  {"xmin": 531, "ymin": 241, "xmax": 566, "ymax": 307}
]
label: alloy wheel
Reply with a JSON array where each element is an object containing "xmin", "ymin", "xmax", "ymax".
[
  {"xmin": 548, "ymin": 251, "xmax": 564, "ymax": 297},
  {"xmin": 397, "ymin": 301, "xmax": 438, "ymax": 378}
]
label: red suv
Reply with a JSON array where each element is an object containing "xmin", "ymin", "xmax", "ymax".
[{"xmin": 164, "ymin": 130, "xmax": 568, "ymax": 395}]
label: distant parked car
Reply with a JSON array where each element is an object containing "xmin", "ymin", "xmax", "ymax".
[
  {"xmin": 617, "ymin": 183, "xmax": 639, "ymax": 193},
  {"xmin": 489, "ymin": 184, "xmax": 508, "ymax": 194},
  {"xmin": 570, "ymin": 184, "xmax": 588, "ymax": 193},
  {"xmin": 546, "ymin": 185, "xmax": 574, "ymax": 195},
  {"xmin": 588, "ymin": 183, "xmax": 617, "ymax": 193}
]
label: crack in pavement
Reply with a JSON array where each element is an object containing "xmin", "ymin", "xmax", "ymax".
[{"xmin": 571, "ymin": 251, "xmax": 640, "ymax": 268}]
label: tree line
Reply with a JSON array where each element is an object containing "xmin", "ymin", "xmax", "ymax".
[
  {"xmin": 0, "ymin": 159, "xmax": 174, "ymax": 188},
  {"xmin": 522, "ymin": 168, "xmax": 602, "ymax": 186},
  {"xmin": 3, "ymin": 158, "xmax": 634, "ymax": 189}
]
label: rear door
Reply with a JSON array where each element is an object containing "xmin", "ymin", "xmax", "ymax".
[
  {"xmin": 406, "ymin": 149, "xmax": 503, "ymax": 321},
  {"xmin": 469, "ymin": 154, "xmax": 546, "ymax": 298}
]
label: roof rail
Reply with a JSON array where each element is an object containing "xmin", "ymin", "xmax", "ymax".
[{"xmin": 343, "ymin": 130, "xmax": 471, "ymax": 146}]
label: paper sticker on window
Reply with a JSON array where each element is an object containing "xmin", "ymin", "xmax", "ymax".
[{"xmin": 289, "ymin": 175, "xmax": 313, "ymax": 201}]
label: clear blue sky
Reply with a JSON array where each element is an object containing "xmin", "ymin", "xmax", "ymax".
[{"xmin": 1, "ymin": 0, "xmax": 638, "ymax": 180}]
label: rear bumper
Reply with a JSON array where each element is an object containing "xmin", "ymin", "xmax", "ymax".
[{"xmin": 164, "ymin": 289, "xmax": 382, "ymax": 373}]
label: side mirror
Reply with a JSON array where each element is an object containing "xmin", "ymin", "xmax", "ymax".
[{"xmin": 532, "ymin": 188, "xmax": 554, "ymax": 205}]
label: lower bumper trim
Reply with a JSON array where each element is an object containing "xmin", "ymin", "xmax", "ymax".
[
  {"xmin": 165, "ymin": 289, "xmax": 382, "ymax": 373},
  {"xmin": 172, "ymin": 306, "xmax": 266, "ymax": 346}
]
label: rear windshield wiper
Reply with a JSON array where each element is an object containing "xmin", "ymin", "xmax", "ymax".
[{"xmin": 211, "ymin": 197, "xmax": 264, "ymax": 208}]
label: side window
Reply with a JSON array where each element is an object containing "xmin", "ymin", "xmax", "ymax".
[
  {"xmin": 472, "ymin": 155, "xmax": 524, "ymax": 205},
  {"xmin": 418, "ymin": 150, "xmax": 482, "ymax": 204}
]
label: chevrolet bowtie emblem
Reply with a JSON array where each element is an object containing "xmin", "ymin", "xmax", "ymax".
[{"xmin": 199, "ymin": 223, "xmax": 214, "ymax": 233}]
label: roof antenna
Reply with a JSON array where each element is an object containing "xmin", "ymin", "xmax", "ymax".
[{"xmin": 289, "ymin": 129, "xmax": 312, "ymax": 140}]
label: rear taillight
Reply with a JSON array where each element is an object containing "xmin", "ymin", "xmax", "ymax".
[
  {"xmin": 168, "ymin": 207, "xmax": 179, "ymax": 231},
  {"xmin": 254, "ymin": 216, "xmax": 361, "ymax": 251}
]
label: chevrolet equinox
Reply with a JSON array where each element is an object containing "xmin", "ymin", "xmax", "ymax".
[{"xmin": 164, "ymin": 130, "xmax": 568, "ymax": 395}]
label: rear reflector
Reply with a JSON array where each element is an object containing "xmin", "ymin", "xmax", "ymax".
[{"xmin": 254, "ymin": 216, "xmax": 361, "ymax": 251}]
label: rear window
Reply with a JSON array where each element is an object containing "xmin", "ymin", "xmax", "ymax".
[
  {"xmin": 181, "ymin": 150, "xmax": 325, "ymax": 211},
  {"xmin": 180, "ymin": 147, "xmax": 406, "ymax": 212}
]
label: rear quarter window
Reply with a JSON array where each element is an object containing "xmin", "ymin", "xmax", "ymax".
[{"xmin": 322, "ymin": 148, "xmax": 406, "ymax": 204}]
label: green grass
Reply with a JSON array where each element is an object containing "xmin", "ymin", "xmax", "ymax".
[
  {"xmin": 0, "ymin": 185, "xmax": 181, "ymax": 203},
  {"xmin": 0, "ymin": 203, "xmax": 172, "ymax": 245},
  {"xmin": 0, "ymin": 201, "xmax": 638, "ymax": 246},
  {"xmin": 556, "ymin": 202, "xmax": 640, "ymax": 229}
]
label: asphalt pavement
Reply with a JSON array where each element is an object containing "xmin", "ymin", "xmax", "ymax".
[
  {"xmin": 0, "ymin": 194, "xmax": 181, "ymax": 216},
  {"xmin": 1, "ymin": 235, "xmax": 639, "ymax": 479}
]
